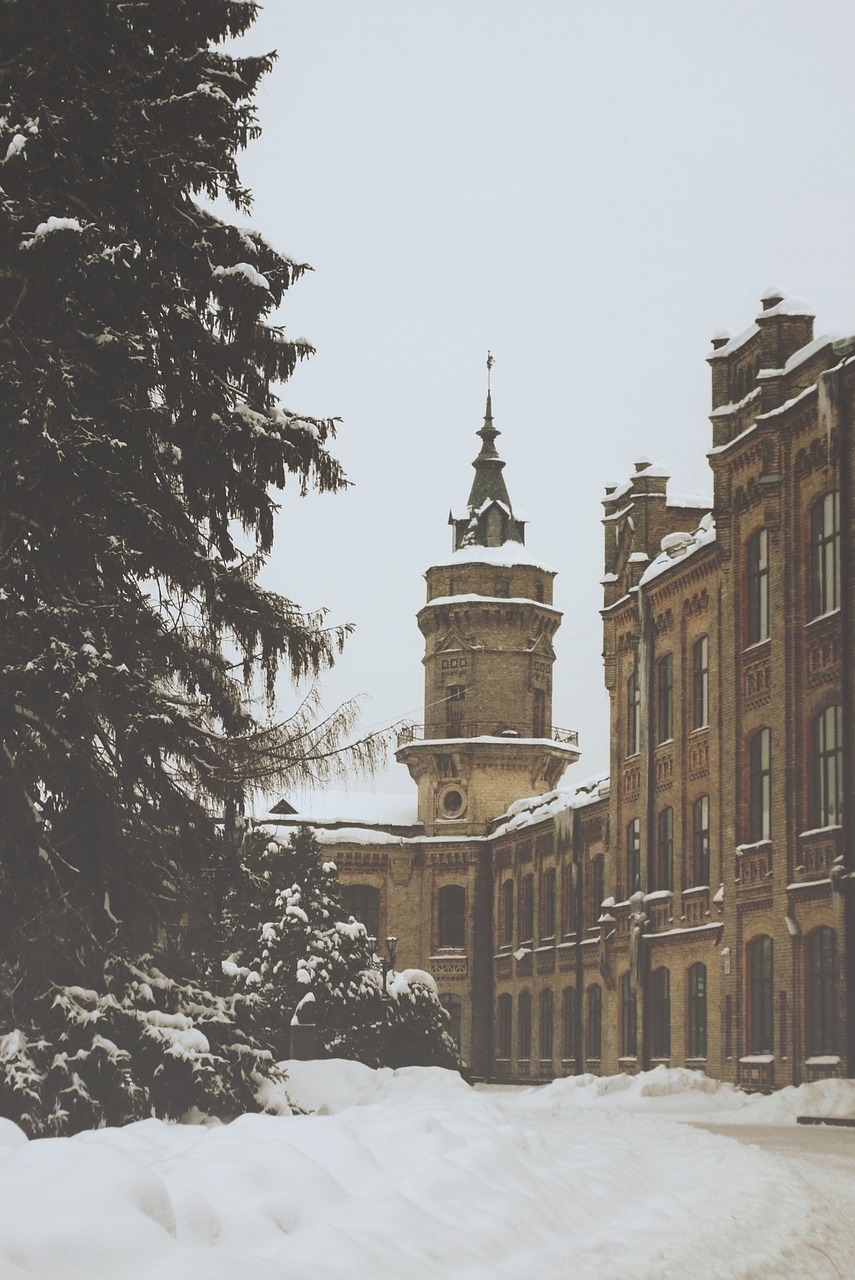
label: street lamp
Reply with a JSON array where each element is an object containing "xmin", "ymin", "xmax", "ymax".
[{"xmin": 383, "ymin": 936, "xmax": 397, "ymax": 988}]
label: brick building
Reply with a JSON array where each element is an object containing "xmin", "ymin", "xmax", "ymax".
[{"xmin": 271, "ymin": 292, "xmax": 855, "ymax": 1087}]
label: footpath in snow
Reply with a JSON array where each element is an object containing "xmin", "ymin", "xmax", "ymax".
[{"xmin": 1, "ymin": 1062, "xmax": 854, "ymax": 1280}]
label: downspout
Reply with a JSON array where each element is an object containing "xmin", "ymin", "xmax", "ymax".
[
  {"xmin": 830, "ymin": 351, "xmax": 855, "ymax": 1076},
  {"xmin": 638, "ymin": 583, "xmax": 656, "ymax": 1071}
]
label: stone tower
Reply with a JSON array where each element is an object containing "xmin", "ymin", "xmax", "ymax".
[{"xmin": 397, "ymin": 381, "xmax": 579, "ymax": 835}]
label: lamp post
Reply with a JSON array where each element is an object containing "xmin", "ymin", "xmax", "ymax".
[{"xmin": 369, "ymin": 934, "xmax": 397, "ymax": 994}]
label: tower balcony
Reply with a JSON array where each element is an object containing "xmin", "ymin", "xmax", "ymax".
[{"xmin": 396, "ymin": 721, "xmax": 579, "ymax": 749}]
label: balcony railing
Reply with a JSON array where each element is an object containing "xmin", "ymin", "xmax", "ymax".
[{"xmin": 396, "ymin": 722, "xmax": 579, "ymax": 749}]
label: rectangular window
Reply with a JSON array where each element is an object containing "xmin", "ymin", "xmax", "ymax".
[
  {"xmin": 586, "ymin": 985, "xmax": 602, "ymax": 1060},
  {"xmin": 626, "ymin": 667, "xmax": 640, "ymax": 756},
  {"xmin": 520, "ymin": 874, "xmax": 534, "ymax": 943},
  {"xmin": 657, "ymin": 654, "xmax": 673, "ymax": 743},
  {"xmin": 811, "ymin": 491, "xmax": 840, "ymax": 618},
  {"xmin": 688, "ymin": 964, "xmax": 707, "ymax": 1059},
  {"xmin": 532, "ymin": 687, "xmax": 547, "ymax": 738},
  {"xmin": 747, "ymin": 529, "xmax": 770, "ymax": 644},
  {"xmin": 748, "ymin": 935, "xmax": 774, "ymax": 1054},
  {"xmin": 497, "ymin": 994, "xmax": 512, "ymax": 1060},
  {"xmin": 541, "ymin": 867, "xmax": 556, "ymax": 940},
  {"xmin": 589, "ymin": 856, "xmax": 605, "ymax": 926},
  {"xmin": 539, "ymin": 990, "xmax": 553, "ymax": 1061},
  {"xmin": 725, "ymin": 995, "xmax": 733, "ymax": 1058},
  {"xmin": 657, "ymin": 807, "xmax": 673, "ymax": 891},
  {"xmin": 501, "ymin": 879, "xmax": 514, "ymax": 948},
  {"xmin": 691, "ymin": 795, "xmax": 710, "ymax": 886},
  {"xmin": 626, "ymin": 818, "xmax": 641, "ymax": 897},
  {"xmin": 692, "ymin": 636, "xmax": 709, "ymax": 729},
  {"xmin": 562, "ymin": 987, "xmax": 576, "ymax": 1059},
  {"xmin": 650, "ymin": 967, "xmax": 671, "ymax": 1059},
  {"xmin": 748, "ymin": 729, "xmax": 771, "ymax": 842},
  {"xmin": 494, "ymin": 577, "xmax": 510, "ymax": 598},
  {"xmin": 518, "ymin": 992, "xmax": 532, "ymax": 1059},
  {"xmin": 813, "ymin": 705, "xmax": 843, "ymax": 827},
  {"xmin": 620, "ymin": 971, "xmax": 637, "ymax": 1058}
]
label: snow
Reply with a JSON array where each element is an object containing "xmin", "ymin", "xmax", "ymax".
[
  {"xmin": 424, "ymin": 592, "xmax": 561, "ymax": 614},
  {"xmin": 639, "ymin": 512, "xmax": 716, "ymax": 587},
  {"xmin": 212, "ymin": 262, "xmax": 270, "ymax": 289},
  {"xmin": 266, "ymin": 789, "xmax": 418, "ymax": 826},
  {"xmin": 23, "ymin": 216, "xmax": 83, "ymax": 241},
  {"xmin": 429, "ymin": 543, "xmax": 556, "ymax": 573},
  {"xmin": 3, "ymin": 1063, "xmax": 855, "ymax": 1278}
]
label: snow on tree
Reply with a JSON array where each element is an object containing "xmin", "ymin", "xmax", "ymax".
[
  {"xmin": 226, "ymin": 827, "xmax": 461, "ymax": 1071},
  {"xmin": 0, "ymin": 955, "xmax": 282, "ymax": 1137},
  {"xmin": 0, "ymin": 0, "xmax": 382, "ymax": 1024}
]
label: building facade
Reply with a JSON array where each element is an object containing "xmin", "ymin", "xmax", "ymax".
[{"xmin": 272, "ymin": 293, "xmax": 855, "ymax": 1087}]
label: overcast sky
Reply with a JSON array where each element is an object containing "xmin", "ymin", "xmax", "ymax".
[{"xmin": 229, "ymin": 0, "xmax": 855, "ymax": 806}]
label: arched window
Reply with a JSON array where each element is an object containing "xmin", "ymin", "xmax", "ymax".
[
  {"xmin": 813, "ymin": 705, "xmax": 842, "ymax": 828},
  {"xmin": 650, "ymin": 967, "xmax": 671, "ymax": 1059},
  {"xmin": 747, "ymin": 935, "xmax": 774, "ymax": 1054},
  {"xmin": 518, "ymin": 991, "xmax": 532, "ymax": 1060},
  {"xmin": 340, "ymin": 884, "xmax": 380, "ymax": 939},
  {"xmin": 539, "ymin": 989, "xmax": 553, "ymax": 1062},
  {"xmin": 562, "ymin": 987, "xmax": 576, "ymax": 1060},
  {"xmin": 687, "ymin": 963, "xmax": 707, "ymax": 1059},
  {"xmin": 657, "ymin": 653, "xmax": 673, "ymax": 743},
  {"xmin": 497, "ymin": 994, "xmax": 512, "ymax": 1061},
  {"xmin": 691, "ymin": 796, "xmax": 710, "ymax": 886},
  {"xmin": 747, "ymin": 529, "xmax": 770, "ymax": 644},
  {"xmin": 620, "ymin": 971, "xmax": 637, "ymax": 1058},
  {"xmin": 626, "ymin": 818, "xmax": 641, "ymax": 896},
  {"xmin": 807, "ymin": 927, "xmax": 836, "ymax": 1056},
  {"xmin": 656, "ymin": 807, "xmax": 673, "ymax": 891},
  {"xmin": 586, "ymin": 985, "xmax": 602, "ymax": 1061},
  {"xmin": 693, "ymin": 635, "xmax": 709, "ymax": 728},
  {"xmin": 811, "ymin": 491, "xmax": 840, "ymax": 618},
  {"xmin": 438, "ymin": 885, "xmax": 465, "ymax": 949},
  {"xmin": 501, "ymin": 878, "xmax": 514, "ymax": 948},
  {"xmin": 627, "ymin": 666, "xmax": 640, "ymax": 756},
  {"xmin": 440, "ymin": 994, "xmax": 462, "ymax": 1050},
  {"xmin": 748, "ymin": 728, "xmax": 771, "ymax": 842}
]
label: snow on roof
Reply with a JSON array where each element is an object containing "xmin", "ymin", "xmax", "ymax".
[
  {"xmin": 265, "ymin": 789, "xmax": 418, "ymax": 826},
  {"xmin": 782, "ymin": 333, "xmax": 848, "ymax": 375},
  {"xmin": 604, "ymin": 461, "xmax": 669, "ymax": 506},
  {"xmin": 639, "ymin": 513, "xmax": 716, "ymax": 587},
  {"xmin": 490, "ymin": 772, "xmax": 610, "ymax": 837},
  {"xmin": 429, "ymin": 543, "xmax": 555, "ymax": 573},
  {"xmin": 667, "ymin": 493, "xmax": 713, "ymax": 510},
  {"xmin": 423, "ymin": 593, "xmax": 561, "ymax": 614},
  {"xmin": 759, "ymin": 294, "xmax": 814, "ymax": 318},
  {"xmin": 707, "ymin": 321, "xmax": 759, "ymax": 361}
]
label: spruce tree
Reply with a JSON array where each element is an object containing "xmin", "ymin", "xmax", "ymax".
[{"xmin": 0, "ymin": 0, "xmax": 355, "ymax": 1020}]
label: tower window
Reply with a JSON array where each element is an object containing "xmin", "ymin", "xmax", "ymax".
[
  {"xmin": 494, "ymin": 577, "xmax": 510, "ymax": 598},
  {"xmin": 627, "ymin": 666, "xmax": 640, "ymax": 756}
]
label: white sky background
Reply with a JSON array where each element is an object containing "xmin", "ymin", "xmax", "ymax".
[{"xmin": 229, "ymin": 0, "xmax": 855, "ymax": 802}]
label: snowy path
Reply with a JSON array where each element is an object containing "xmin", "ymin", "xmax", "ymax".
[{"xmin": 1, "ymin": 1063, "xmax": 855, "ymax": 1279}]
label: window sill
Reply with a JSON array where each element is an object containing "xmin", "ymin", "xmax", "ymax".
[
  {"xmin": 742, "ymin": 637, "xmax": 771, "ymax": 655},
  {"xmin": 805, "ymin": 608, "xmax": 841, "ymax": 629}
]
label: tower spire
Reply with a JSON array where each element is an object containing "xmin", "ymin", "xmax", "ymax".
[{"xmin": 449, "ymin": 354, "xmax": 526, "ymax": 550}]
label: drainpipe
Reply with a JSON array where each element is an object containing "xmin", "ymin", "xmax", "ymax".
[{"xmin": 638, "ymin": 584, "xmax": 656, "ymax": 1071}]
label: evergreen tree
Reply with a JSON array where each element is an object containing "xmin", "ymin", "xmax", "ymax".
[
  {"xmin": 0, "ymin": 1, "xmax": 367, "ymax": 1018},
  {"xmin": 226, "ymin": 827, "xmax": 462, "ymax": 1072}
]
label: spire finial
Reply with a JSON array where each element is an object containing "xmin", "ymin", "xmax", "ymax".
[{"xmin": 487, "ymin": 349, "xmax": 494, "ymax": 393}]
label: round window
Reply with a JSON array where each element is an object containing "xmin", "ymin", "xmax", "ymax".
[{"xmin": 442, "ymin": 789, "xmax": 464, "ymax": 816}]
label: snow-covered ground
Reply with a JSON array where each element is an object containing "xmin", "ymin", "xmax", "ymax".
[{"xmin": 2, "ymin": 1063, "xmax": 855, "ymax": 1279}]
